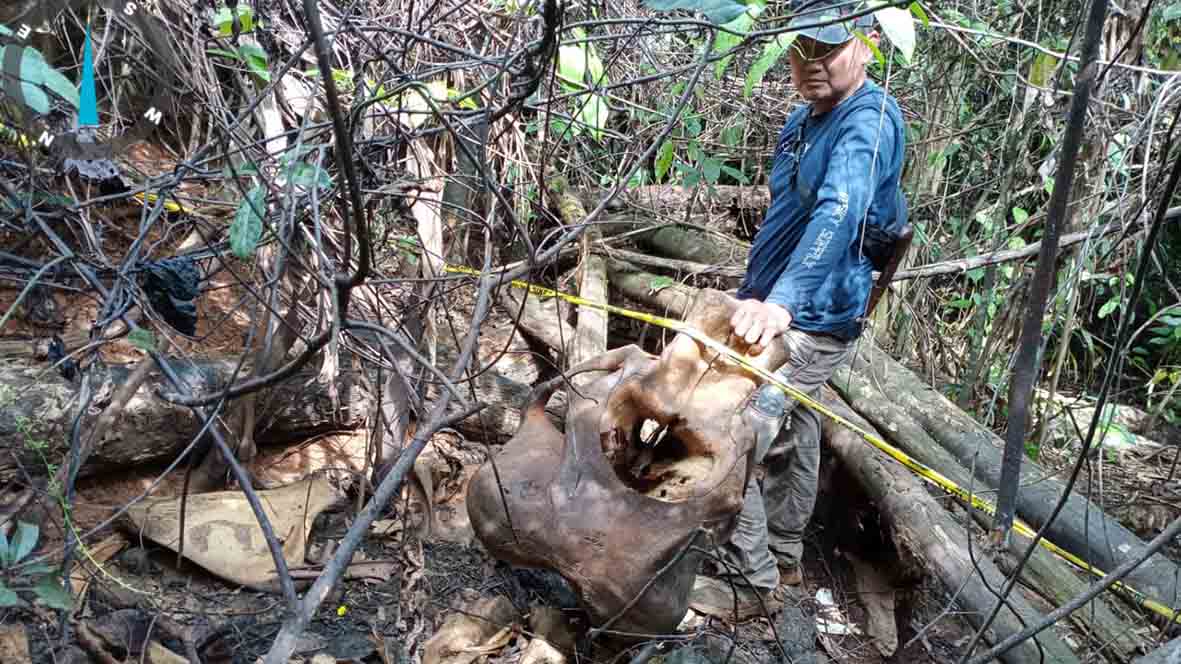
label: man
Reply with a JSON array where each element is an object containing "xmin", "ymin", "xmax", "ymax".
[{"xmin": 689, "ymin": 0, "xmax": 909, "ymax": 621}]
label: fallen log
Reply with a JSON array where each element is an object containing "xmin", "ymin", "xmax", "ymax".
[
  {"xmin": 573, "ymin": 181, "xmax": 774, "ymax": 216},
  {"xmin": 1132, "ymin": 637, "xmax": 1181, "ymax": 664},
  {"xmin": 818, "ymin": 386, "xmax": 1082, "ymax": 664},
  {"xmin": 0, "ymin": 355, "xmax": 369, "ymax": 483},
  {"xmin": 606, "ymin": 259, "xmax": 701, "ymax": 319},
  {"xmin": 848, "ymin": 340, "xmax": 1181, "ymax": 619},
  {"xmin": 635, "ymin": 224, "xmax": 750, "ymax": 267},
  {"xmin": 829, "ymin": 364, "xmax": 1145, "ymax": 663}
]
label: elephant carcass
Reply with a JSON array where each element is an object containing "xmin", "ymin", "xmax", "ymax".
[{"xmin": 466, "ymin": 289, "xmax": 789, "ymax": 638}]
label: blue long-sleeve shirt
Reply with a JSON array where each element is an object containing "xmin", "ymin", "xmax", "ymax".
[{"xmin": 737, "ymin": 80, "xmax": 908, "ymax": 341}]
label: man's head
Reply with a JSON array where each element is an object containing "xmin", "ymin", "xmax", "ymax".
[{"xmin": 786, "ymin": 0, "xmax": 880, "ymax": 114}]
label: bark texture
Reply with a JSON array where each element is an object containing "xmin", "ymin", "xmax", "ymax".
[
  {"xmin": 830, "ymin": 364, "xmax": 1145, "ymax": 662},
  {"xmin": 848, "ymin": 340, "xmax": 1181, "ymax": 615},
  {"xmin": 0, "ymin": 355, "xmax": 368, "ymax": 482},
  {"xmin": 818, "ymin": 387, "xmax": 1081, "ymax": 664}
]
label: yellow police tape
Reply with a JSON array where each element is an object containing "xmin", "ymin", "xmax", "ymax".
[{"xmin": 443, "ymin": 262, "xmax": 1181, "ymax": 625}]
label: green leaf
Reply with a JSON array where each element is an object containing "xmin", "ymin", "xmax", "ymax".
[
  {"xmin": 643, "ymin": 0, "xmax": 751, "ymax": 24},
  {"xmin": 720, "ymin": 164, "xmax": 750, "ymax": 184},
  {"xmin": 33, "ymin": 55, "xmax": 81, "ymax": 109},
  {"xmin": 0, "ymin": 582, "xmax": 22, "ymax": 608},
  {"xmin": 744, "ymin": 33, "xmax": 794, "ymax": 98},
  {"xmin": 9, "ymin": 522, "xmax": 38, "ymax": 564},
  {"xmin": 127, "ymin": 329, "xmax": 157, "ymax": 352},
  {"xmin": 649, "ymin": 276, "xmax": 675, "ymax": 291},
  {"xmin": 1162, "ymin": 3, "xmax": 1181, "ymax": 21},
  {"xmin": 702, "ymin": 157, "xmax": 722, "ymax": 183},
  {"xmin": 654, "ymin": 139, "xmax": 675, "ymax": 182},
  {"xmin": 8, "ymin": 48, "xmax": 49, "ymax": 114},
  {"xmin": 238, "ymin": 43, "xmax": 271, "ymax": 82},
  {"xmin": 712, "ymin": 9, "xmax": 757, "ymax": 78},
  {"xmin": 213, "ymin": 6, "xmax": 256, "ymax": 35},
  {"xmin": 909, "ymin": 1, "xmax": 930, "ymax": 27},
  {"xmin": 1098, "ymin": 299, "xmax": 1119, "ymax": 319},
  {"xmin": 576, "ymin": 94, "xmax": 610, "ymax": 142},
  {"xmin": 1029, "ymin": 52, "xmax": 1058, "ymax": 88},
  {"xmin": 947, "ymin": 298, "xmax": 973, "ymax": 309},
  {"xmin": 557, "ymin": 44, "xmax": 589, "ymax": 87},
  {"xmin": 872, "ymin": 4, "xmax": 916, "ymax": 63},
  {"xmin": 230, "ymin": 185, "xmax": 266, "ymax": 259},
  {"xmin": 0, "ymin": 528, "xmax": 9, "ymax": 567},
  {"xmin": 206, "ymin": 47, "xmax": 241, "ymax": 59},
  {"xmin": 32, "ymin": 577, "xmax": 73, "ymax": 611},
  {"xmin": 855, "ymin": 30, "xmax": 885, "ymax": 68},
  {"xmin": 1012, "ymin": 207, "xmax": 1029, "ymax": 225}
]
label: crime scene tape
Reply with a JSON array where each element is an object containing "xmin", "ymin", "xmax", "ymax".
[{"xmin": 443, "ymin": 262, "xmax": 1181, "ymax": 625}]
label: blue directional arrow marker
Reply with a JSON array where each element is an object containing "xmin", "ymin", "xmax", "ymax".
[{"xmin": 78, "ymin": 23, "xmax": 98, "ymax": 127}]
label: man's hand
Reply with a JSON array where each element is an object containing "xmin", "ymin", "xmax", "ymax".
[{"xmin": 731, "ymin": 299, "xmax": 793, "ymax": 350}]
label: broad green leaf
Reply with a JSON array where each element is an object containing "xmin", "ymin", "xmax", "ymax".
[
  {"xmin": 855, "ymin": 30, "xmax": 885, "ymax": 68},
  {"xmin": 909, "ymin": 1, "xmax": 930, "ymax": 27},
  {"xmin": 238, "ymin": 43, "xmax": 271, "ymax": 82},
  {"xmin": 1098, "ymin": 299, "xmax": 1119, "ymax": 319},
  {"xmin": 0, "ymin": 582, "xmax": 22, "ymax": 608},
  {"xmin": 702, "ymin": 157, "xmax": 722, "ymax": 183},
  {"xmin": 720, "ymin": 164, "xmax": 750, "ymax": 184},
  {"xmin": 744, "ymin": 33, "xmax": 795, "ymax": 98},
  {"xmin": 649, "ymin": 276, "xmax": 675, "ymax": 291},
  {"xmin": 0, "ymin": 528, "xmax": 9, "ymax": 567},
  {"xmin": 1029, "ymin": 52, "xmax": 1058, "ymax": 88},
  {"xmin": 1012, "ymin": 207, "xmax": 1029, "ymax": 225},
  {"xmin": 557, "ymin": 44, "xmax": 589, "ymax": 87},
  {"xmin": 947, "ymin": 298, "xmax": 972, "ymax": 309},
  {"xmin": 34, "ymin": 59, "xmax": 80, "ymax": 110},
  {"xmin": 214, "ymin": 6, "xmax": 256, "ymax": 35},
  {"xmin": 713, "ymin": 9, "xmax": 757, "ymax": 78},
  {"xmin": 127, "ymin": 329, "xmax": 157, "ymax": 352},
  {"xmin": 584, "ymin": 43, "xmax": 608, "ymax": 87},
  {"xmin": 1163, "ymin": 3, "xmax": 1181, "ymax": 21},
  {"xmin": 32, "ymin": 577, "xmax": 73, "ymax": 611},
  {"xmin": 720, "ymin": 122, "xmax": 743, "ymax": 147},
  {"xmin": 206, "ymin": 47, "xmax": 240, "ymax": 59},
  {"xmin": 643, "ymin": 0, "xmax": 750, "ymax": 24},
  {"xmin": 0, "ymin": 25, "xmax": 12, "ymax": 37},
  {"xmin": 576, "ymin": 94, "xmax": 610, "ymax": 142},
  {"xmin": 230, "ymin": 185, "xmax": 266, "ymax": 259},
  {"xmin": 9, "ymin": 522, "xmax": 38, "ymax": 564},
  {"xmin": 654, "ymin": 139, "xmax": 675, "ymax": 182},
  {"xmin": 872, "ymin": 5, "xmax": 916, "ymax": 63}
]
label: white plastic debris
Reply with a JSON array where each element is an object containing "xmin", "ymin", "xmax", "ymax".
[{"xmin": 814, "ymin": 588, "xmax": 862, "ymax": 636}]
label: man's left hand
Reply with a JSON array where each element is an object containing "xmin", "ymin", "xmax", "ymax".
[{"xmin": 731, "ymin": 299, "xmax": 793, "ymax": 350}]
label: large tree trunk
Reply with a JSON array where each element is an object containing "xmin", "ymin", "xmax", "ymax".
[
  {"xmin": 818, "ymin": 387, "xmax": 1081, "ymax": 664},
  {"xmin": 0, "ymin": 355, "xmax": 369, "ymax": 483},
  {"xmin": 829, "ymin": 364, "xmax": 1145, "ymax": 662},
  {"xmin": 848, "ymin": 340, "xmax": 1181, "ymax": 615}
]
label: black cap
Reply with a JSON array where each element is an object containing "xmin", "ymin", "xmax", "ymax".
[{"xmin": 786, "ymin": 0, "xmax": 876, "ymax": 45}]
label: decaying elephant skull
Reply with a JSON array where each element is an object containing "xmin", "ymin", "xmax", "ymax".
[{"xmin": 466, "ymin": 288, "xmax": 790, "ymax": 640}]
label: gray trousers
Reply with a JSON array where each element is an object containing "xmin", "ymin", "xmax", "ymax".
[{"xmin": 715, "ymin": 329, "xmax": 855, "ymax": 591}]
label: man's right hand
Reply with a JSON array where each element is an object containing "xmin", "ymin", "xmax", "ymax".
[{"xmin": 731, "ymin": 299, "xmax": 793, "ymax": 350}]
